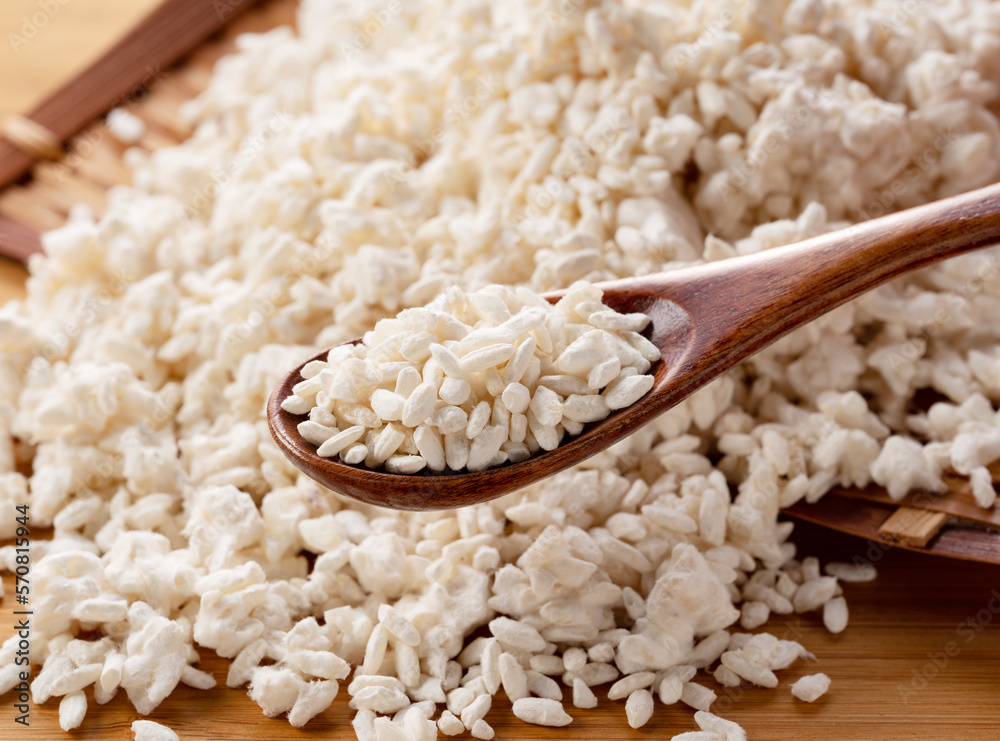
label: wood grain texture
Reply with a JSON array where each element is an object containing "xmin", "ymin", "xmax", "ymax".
[
  {"xmin": 2, "ymin": 522, "xmax": 999, "ymax": 740},
  {"xmin": 0, "ymin": 257, "xmax": 28, "ymax": 299},
  {"xmin": 269, "ymin": 184, "xmax": 1000, "ymax": 512},
  {"xmin": 1, "ymin": 2, "xmax": 1000, "ymax": 738},
  {"xmin": 0, "ymin": 0, "xmax": 261, "ymax": 192},
  {"xmin": 0, "ymin": 214, "xmax": 42, "ymax": 262},
  {"xmin": 784, "ymin": 495, "xmax": 1000, "ymax": 565},
  {"xmin": 0, "ymin": 0, "xmax": 162, "ymax": 121},
  {"xmin": 831, "ymin": 476, "xmax": 1000, "ymax": 529},
  {"xmin": 0, "ymin": 0, "xmax": 300, "ymax": 261},
  {"xmin": 878, "ymin": 507, "xmax": 948, "ymax": 547}
]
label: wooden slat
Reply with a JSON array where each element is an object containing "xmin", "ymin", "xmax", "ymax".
[
  {"xmin": 0, "ymin": 0, "xmax": 301, "ymax": 265},
  {"xmin": 8, "ymin": 175, "xmax": 82, "ymax": 216},
  {"xmin": 0, "ymin": 255, "xmax": 29, "ymax": 297},
  {"xmin": 138, "ymin": 128, "xmax": 183, "ymax": 153},
  {"xmin": 783, "ymin": 495, "xmax": 1000, "ymax": 564},
  {"xmin": 133, "ymin": 84, "xmax": 195, "ymax": 140},
  {"xmin": 830, "ymin": 480, "xmax": 1000, "ymax": 528},
  {"xmin": 0, "ymin": 189, "xmax": 63, "ymax": 231},
  {"xmin": 68, "ymin": 137, "xmax": 135, "ymax": 190},
  {"xmin": 785, "ymin": 464, "xmax": 1000, "ymax": 564},
  {"xmin": 32, "ymin": 163, "xmax": 108, "ymax": 211},
  {"xmin": 0, "ymin": 0, "xmax": 261, "ymax": 190},
  {"xmin": 0, "ymin": 215, "xmax": 43, "ymax": 262},
  {"xmin": 929, "ymin": 524, "xmax": 1000, "ymax": 564},
  {"xmin": 878, "ymin": 506, "xmax": 948, "ymax": 547}
]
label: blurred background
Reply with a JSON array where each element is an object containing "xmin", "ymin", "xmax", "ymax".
[
  {"xmin": 0, "ymin": 0, "xmax": 159, "ymax": 293},
  {"xmin": 0, "ymin": 0, "xmax": 160, "ymax": 120}
]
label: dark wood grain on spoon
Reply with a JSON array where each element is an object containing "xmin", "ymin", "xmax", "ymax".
[{"xmin": 268, "ymin": 183, "xmax": 1000, "ymax": 511}]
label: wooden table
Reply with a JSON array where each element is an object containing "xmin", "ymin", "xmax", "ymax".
[
  {"xmin": 1, "ymin": 2, "xmax": 999, "ymax": 739},
  {"xmin": 2, "ymin": 521, "xmax": 999, "ymax": 739}
]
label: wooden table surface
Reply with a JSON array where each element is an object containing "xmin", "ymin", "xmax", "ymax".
[
  {"xmin": 2, "ymin": 522, "xmax": 999, "ymax": 739},
  {"xmin": 1, "ymin": 2, "xmax": 999, "ymax": 739}
]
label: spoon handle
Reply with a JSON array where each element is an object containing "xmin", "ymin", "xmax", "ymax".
[{"xmin": 637, "ymin": 182, "xmax": 1000, "ymax": 366}]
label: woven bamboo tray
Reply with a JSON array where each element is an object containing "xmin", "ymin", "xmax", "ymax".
[{"xmin": 1, "ymin": 0, "xmax": 1000, "ymax": 738}]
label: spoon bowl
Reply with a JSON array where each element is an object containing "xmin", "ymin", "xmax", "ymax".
[
  {"xmin": 268, "ymin": 183, "xmax": 1000, "ymax": 510},
  {"xmin": 268, "ymin": 292, "xmax": 696, "ymax": 510}
]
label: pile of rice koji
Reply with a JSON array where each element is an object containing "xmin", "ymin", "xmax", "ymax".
[{"xmin": 2, "ymin": 0, "xmax": 1000, "ymax": 737}]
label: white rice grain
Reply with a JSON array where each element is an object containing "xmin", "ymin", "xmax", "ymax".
[
  {"xmin": 626, "ymin": 688, "xmax": 655, "ymax": 729},
  {"xmin": 511, "ymin": 698, "xmax": 573, "ymax": 727},
  {"xmin": 791, "ymin": 674, "xmax": 831, "ymax": 703}
]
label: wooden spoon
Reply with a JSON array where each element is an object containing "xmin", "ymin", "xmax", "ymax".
[{"xmin": 268, "ymin": 183, "xmax": 1000, "ymax": 510}]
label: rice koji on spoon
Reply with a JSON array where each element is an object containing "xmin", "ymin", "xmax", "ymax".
[{"xmin": 269, "ymin": 182, "xmax": 1000, "ymax": 511}]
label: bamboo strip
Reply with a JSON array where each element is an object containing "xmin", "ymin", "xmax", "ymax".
[
  {"xmin": 66, "ymin": 133, "xmax": 134, "ymax": 189},
  {"xmin": 134, "ymin": 82, "xmax": 196, "ymax": 139},
  {"xmin": 0, "ymin": 189, "xmax": 64, "ymax": 231},
  {"xmin": 831, "ymin": 480, "xmax": 1000, "ymax": 528},
  {"xmin": 33, "ymin": 163, "xmax": 109, "ymax": 211},
  {"xmin": 878, "ymin": 507, "xmax": 949, "ymax": 547},
  {"xmin": 0, "ymin": 0, "xmax": 261, "ymax": 189},
  {"xmin": 0, "ymin": 215, "xmax": 43, "ymax": 263}
]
